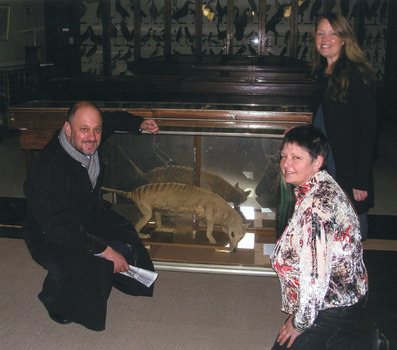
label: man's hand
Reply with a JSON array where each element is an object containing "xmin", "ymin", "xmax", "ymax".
[
  {"xmin": 99, "ymin": 246, "xmax": 129, "ymax": 273},
  {"xmin": 140, "ymin": 119, "xmax": 159, "ymax": 134},
  {"xmin": 353, "ymin": 189, "xmax": 368, "ymax": 202}
]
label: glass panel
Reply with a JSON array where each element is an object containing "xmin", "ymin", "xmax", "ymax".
[
  {"xmin": 141, "ymin": 0, "xmax": 165, "ymax": 59},
  {"xmin": 264, "ymin": 0, "xmax": 292, "ymax": 56},
  {"xmin": 103, "ymin": 132, "xmax": 194, "ymax": 191},
  {"xmin": 110, "ymin": 0, "xmax": 135, "ymax": 74},
  {"xmin": 202, "ymin": 0, "xmax": 226, "ymax": 55},
  {"xmin": 102, "ymin": 132, "xmax": 281, "ymax": 254},
  {"xmin": 80, "ymin": 1, "xmax": 104, "ymax": 74},
  {"xmin": 171, "ymin": 0, "xmax": 196, "ymax": 55},
  {"xmin": 362, "ymin": 0, "xmax": 388, "ymax": 80},
  {"xmin": 201, "ymin": 135, "xmax": 281, "ymax": 232},
  {"xmin": 294, "ymin": 0, "xmax": 321, "ymax": 62},
  {"xmin": 233, "ymin": 0, "xmax": 260, "ymax": 55},
  {"xmin": 102, "ymin": 133, "xmax": 199, "ymax": 245}
]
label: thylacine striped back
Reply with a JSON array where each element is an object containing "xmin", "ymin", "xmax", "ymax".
[
  {"xmin": 140, "ymin": 167, "xmax": 195, "ymax": 184},
  {"xmin": 132, "ymin": 182, "xmax": 216, "ymax": 197},
  {"xmin": 117, "ymin": 144, "xmax": 250, "ymax": 206},
  {"xmin": 118, "ymin": 144, "xmax": 194, "ymax": 183}
]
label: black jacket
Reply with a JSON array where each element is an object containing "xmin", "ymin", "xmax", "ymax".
[
  {"xmin": 23, "ymin": 111, "xmax": 153, "ymax": 331},
  {"xmin": 316, "ymin": 67, "xmax": 377, "ymax": 214}
]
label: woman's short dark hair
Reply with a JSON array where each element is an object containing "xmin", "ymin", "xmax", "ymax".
[{"xmin": 282, "ymin": 125, "xmax": 328, "ymax": 170}]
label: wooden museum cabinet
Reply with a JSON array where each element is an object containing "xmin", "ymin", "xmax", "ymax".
[{"xmin": 8, "ymin": 56, "xmax": 315, "ymax": 275}]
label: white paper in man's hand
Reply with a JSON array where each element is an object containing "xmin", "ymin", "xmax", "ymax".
[{"xmin": 120, "ymin": 265, "xmax": 158, "ymax": 288}]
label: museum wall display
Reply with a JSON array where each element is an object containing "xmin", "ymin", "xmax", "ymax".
[{"xmin": 76, "ymin": 0, "xmax": 389, "ymax": 80}]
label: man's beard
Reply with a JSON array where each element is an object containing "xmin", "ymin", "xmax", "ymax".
[{"xmin": 70, "ymin": 137, "xmax": 98, "ymax": 157}]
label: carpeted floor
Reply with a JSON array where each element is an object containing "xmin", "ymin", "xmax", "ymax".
[
  {"xmin": 1, "ymin": 237, "xmax": 396, "ymax": 349},
  {"xmin": 0, "ymin": 238, "xmax": 285, "ymax": 350}
]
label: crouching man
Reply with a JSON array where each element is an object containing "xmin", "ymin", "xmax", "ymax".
[{"xmin": 23, "ymin": 101, "xmax": 159, "ymax": 331}]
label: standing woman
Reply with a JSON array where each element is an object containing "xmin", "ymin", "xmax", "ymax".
[
  {"xmin": 312, "ymin": 13, "xmax": 377, "ymax": 240},
  {"xmin": 271, "ymin": 126, "xmax": 369, "ymax": 349}
]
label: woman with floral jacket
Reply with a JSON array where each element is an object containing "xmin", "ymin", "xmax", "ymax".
[{"xmin": 271, "ymin": 125, "xmax": 368, "ymax": 349}]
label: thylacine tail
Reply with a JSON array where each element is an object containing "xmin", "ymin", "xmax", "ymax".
[
  {"xmin": 101, "ymin": 186, "xmax": 133, "ymax": 200},
  {"xmin": 117, "ymin": 144, "xmax": 145, "ymax": 178}
]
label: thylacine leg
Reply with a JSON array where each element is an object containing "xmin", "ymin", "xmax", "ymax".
[
  {"xmin": 134, "ymin": 202, "xmax": 153, "ymax": 238},
  {"xmin": 205, "ymin": 220, "xmax": 217, "ymax": 244},
  {"xmin": 154, "ymin": 211, "xmax": 174, "ymax": 232}
]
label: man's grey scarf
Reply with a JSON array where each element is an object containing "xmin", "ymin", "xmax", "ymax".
[{"xmin": 59, "ymin": 126, "xmax": 100, "ymax": 188}]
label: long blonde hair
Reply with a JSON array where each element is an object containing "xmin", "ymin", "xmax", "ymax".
[{"xmin": 311, "ymin": 13, "xmax": 375, "ymax": 102}]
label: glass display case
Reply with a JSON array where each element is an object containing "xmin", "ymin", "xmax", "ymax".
[
  {"xmin": 8, "ymin": 100, "xmax": 312, "ymax": 273},
  {"xmin": 94, "ymin": 104, "xmax": 294, "ymax": 273},
  {"xmin": 102, "ymin": 132, "xmax": 282, "ymax": 273},
  {"xmin": 103, "ymin": 132, "xmax": 281, "ymax": 238}
]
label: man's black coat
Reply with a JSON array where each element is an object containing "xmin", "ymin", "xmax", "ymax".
[{"xmin": 23, "ymin": 111, "xmax": 154, "ymax": 331}]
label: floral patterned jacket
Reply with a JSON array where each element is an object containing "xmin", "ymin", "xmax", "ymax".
[{"xmin": 271, "ymin": 170, "xmax": 368, "ymax": 330}]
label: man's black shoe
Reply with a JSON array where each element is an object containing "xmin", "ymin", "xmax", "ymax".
[{"xmin": 48, "ymin": 311, "xmax": 72, "ymax": 325}]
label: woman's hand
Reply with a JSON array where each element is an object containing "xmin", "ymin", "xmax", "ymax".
[
  {"xmin": 277, "ymin": 315, "xmax": 302, "ymax": 348},
  {"xmin": 353, "ymin": 189, "xmax": 368, "ymax": 202}
]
